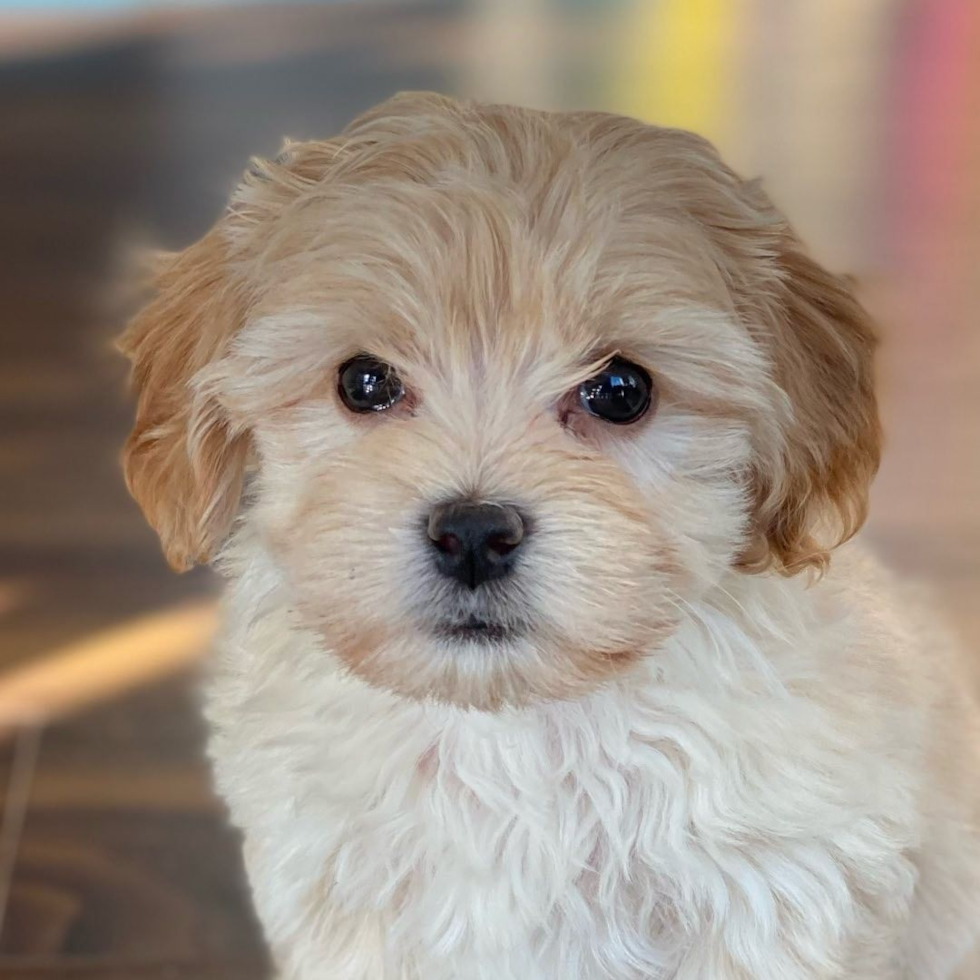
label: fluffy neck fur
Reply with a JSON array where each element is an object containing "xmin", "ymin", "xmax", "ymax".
[{"xmin": 205, "ymin": 538, "xmax": 933, "ymax": 979}]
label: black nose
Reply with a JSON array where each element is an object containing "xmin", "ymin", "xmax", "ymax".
[{"xmin": 427, "ymin": 501, "xmax": 526, "ymax": 590}]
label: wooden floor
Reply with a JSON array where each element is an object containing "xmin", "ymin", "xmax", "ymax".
[{"xmin": 0, "ymin": 3, "xmax": 977, "ymax": 978}]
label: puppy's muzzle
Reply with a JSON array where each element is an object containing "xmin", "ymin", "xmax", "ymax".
[{"xmin": 427, "ymin": 501, "xmax": 526, "ymax": 590}]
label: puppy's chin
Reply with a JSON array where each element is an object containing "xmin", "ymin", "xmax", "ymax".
[{"xmin": 317, "ymin": 615, "xmax": 675, "ymax": 712}]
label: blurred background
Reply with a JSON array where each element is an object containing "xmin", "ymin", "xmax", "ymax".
[{"xmin": 0, "ymin": 0, "xmax": 977, "ymax": 976}]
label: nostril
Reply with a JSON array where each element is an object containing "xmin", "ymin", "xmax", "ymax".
[
  {"xmin": 434, "ymin": 532, "xmax": 462, "ymax": 556},
  {"xmin": 486, "ymin": 532, "xmax": 520, "ymax": 557}
]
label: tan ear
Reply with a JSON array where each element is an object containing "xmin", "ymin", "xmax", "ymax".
[
  {"xmin": 565, "ymin": 116, "xmax": 880, "ymax": 577},
  {"xmin": 117, "ymin": 130, "xmax": 359, "ymax": 570},
  {"xmin": 740, "ymin": 230, "xmax": 881, "ymax": 576},
  {"xmin": 118, "ymin": 230, "xmax": 250, "ymax": 571}
]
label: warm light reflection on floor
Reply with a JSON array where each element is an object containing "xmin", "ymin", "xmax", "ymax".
[{"xmin": 0, "ymin": 603, "xmax": 216, "ymax": 734}]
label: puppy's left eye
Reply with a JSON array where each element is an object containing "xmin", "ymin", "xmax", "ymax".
[
  {"xmin": 338, "ymin": 355, "xmax": 405, "ymax": 413},
  {"xmin": 578, "ymin": 357, "xmax": 655, "ymax": 424}
]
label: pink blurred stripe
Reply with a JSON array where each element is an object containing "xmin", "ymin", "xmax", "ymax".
[
  {"xmin": 887, "ymin": 0, "xmax": 979, "ymax": 348},
  {"xmin": 893, "ymin": 0, "xmax": 975, "ymax": 250}
]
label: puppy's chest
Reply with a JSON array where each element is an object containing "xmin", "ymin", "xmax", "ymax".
[
  {"xmin": 224, "ymin": 670, "xmax": 916, "ymax": 978},
  {"xmin": 317, "ymin": 717, "xmax": 692, "ymax": 969}
]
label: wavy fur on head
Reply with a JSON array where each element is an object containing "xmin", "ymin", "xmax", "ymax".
[{"xmin": 120, "ymin": 93, "xmax": 980, "ymax": 978}]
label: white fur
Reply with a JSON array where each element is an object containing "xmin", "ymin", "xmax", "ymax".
[{"xmin": 206, "ymin": 537, "xmax": 980, "ymax": 979}]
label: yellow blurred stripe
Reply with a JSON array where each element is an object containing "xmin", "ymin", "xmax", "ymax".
[
  {"xmin": 612, "ymin": 0, "xmax": 735, "ymax": 145},
  {"xmin": 0, "ymin": 602, "xmax": 217, "ymax": 731}
]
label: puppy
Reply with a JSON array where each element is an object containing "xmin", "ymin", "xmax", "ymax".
[{"xmin": 119, "ymin": 93, "xmax": 980, "ymax": 979}]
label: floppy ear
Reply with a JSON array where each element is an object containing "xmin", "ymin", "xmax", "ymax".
[
  {"xmin": 117, "ymin": 132, "xmax": 359, "ymax": 571},
  {"xmin": 739, "ymin": 223, "xmax": 881, "ymax": 576},
  {"xmin": 118, "ymin": 230, "xmax": 250, "ymax": 571},
  {"xmin": 569, "ymin": 117, "xmax": 881, "ymax": 578}
]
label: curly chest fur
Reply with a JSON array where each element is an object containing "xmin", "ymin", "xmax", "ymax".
[{"xmin": 207, "ymin": 586, "xmax": 922, "ymax": 980}]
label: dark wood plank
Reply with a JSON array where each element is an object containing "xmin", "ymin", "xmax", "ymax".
[{"xmin": 0, "ymin": 676, "xmax": 268, "ymax": 971}]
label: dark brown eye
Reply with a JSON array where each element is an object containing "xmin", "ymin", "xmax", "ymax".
[
  {"xmin": 578, "ymin": 357, "xmax": 655, "ymax": 424},
  {"xmin": 338, "ymin": 355, "xmax": 405, "ymax": 413}
]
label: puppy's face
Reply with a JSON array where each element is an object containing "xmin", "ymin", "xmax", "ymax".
[{"xmin": 120, "ymin": 95, "xmax": 880, "ymax": 709}]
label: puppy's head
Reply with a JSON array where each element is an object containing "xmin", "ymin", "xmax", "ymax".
[{"xmin": 119, "ymin": 93, "xmax": 879, "ymax": 709}]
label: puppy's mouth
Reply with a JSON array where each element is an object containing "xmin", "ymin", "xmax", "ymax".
[{"xmin": 435, "ymin": 616, "xmax": 519, "ymax": 644}]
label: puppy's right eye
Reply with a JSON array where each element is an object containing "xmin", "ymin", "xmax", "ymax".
[
  {"xmin": 578, "ymin": 356, "xmax": 655, "ymax": 424},
  {"xmin": 338, "ymin": 355, "xmax": 405, "ymax": 414}
]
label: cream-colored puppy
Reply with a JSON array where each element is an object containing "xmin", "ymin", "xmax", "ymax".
[{"xmin": 119, "ymin": 93, "xmax": 980, "ymax": 979}]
